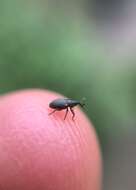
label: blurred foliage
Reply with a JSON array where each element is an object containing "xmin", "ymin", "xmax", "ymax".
[{"xmin": 0, "ymin": 0, "xmax": 136, "ymax": 150}]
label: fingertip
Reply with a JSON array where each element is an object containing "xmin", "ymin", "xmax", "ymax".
[{"xmin": 0, "ymin": 89, "xmax": 102, "ymax": 190}]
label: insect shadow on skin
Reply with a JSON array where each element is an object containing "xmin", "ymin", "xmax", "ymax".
[{"xmin": 49, "ymin": 98, "xmax": 86, "ymax": 121}]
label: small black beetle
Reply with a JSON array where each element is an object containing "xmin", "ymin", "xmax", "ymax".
[{"xmin": 49, "ymin": 98, "xmax": 85, "ymax": 120}]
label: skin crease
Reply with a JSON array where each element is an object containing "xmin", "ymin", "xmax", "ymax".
[{"xmin": 0, "ymin": 89, "xmax": 102, "ymax": 190}]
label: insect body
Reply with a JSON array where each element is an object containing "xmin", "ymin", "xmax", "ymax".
[{"xmin": 49, "ymin": 98, "xmax": 85, "ymax": 120}]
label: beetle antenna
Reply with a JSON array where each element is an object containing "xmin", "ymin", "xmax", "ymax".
[{"xmin": 80, "ymin": 97, "xmax": 86, "ymax": 107}]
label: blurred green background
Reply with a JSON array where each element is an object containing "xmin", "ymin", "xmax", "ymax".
[{"xmin": 0, "ymin": 0, "xmax": 136, "ymax": 189}]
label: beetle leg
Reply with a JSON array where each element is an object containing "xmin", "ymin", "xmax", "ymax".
[
  {"xmin": 64, "ymin": 108, "xmax": 68, "ymax": 120},
  {"xmin": 70, "ymin": 108, "xmax": 75, "ymax": 121},
  {"xmin": 49, "ymin": 109, "xmax": 57, "ymax": 115}
]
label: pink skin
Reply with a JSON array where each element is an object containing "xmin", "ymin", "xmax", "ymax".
[{"xmin": 0, "ymin": 89, "xmax": 102, "ymax": 190}]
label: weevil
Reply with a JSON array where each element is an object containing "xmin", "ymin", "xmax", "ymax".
[{"xmin": 49, "ymin": 98, "xmax": 85, "ymax": 120}]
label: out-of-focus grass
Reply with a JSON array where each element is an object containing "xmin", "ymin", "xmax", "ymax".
[{"xmin": 0, "ymin": 0, "xmax": 136, "ymax": 149}]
